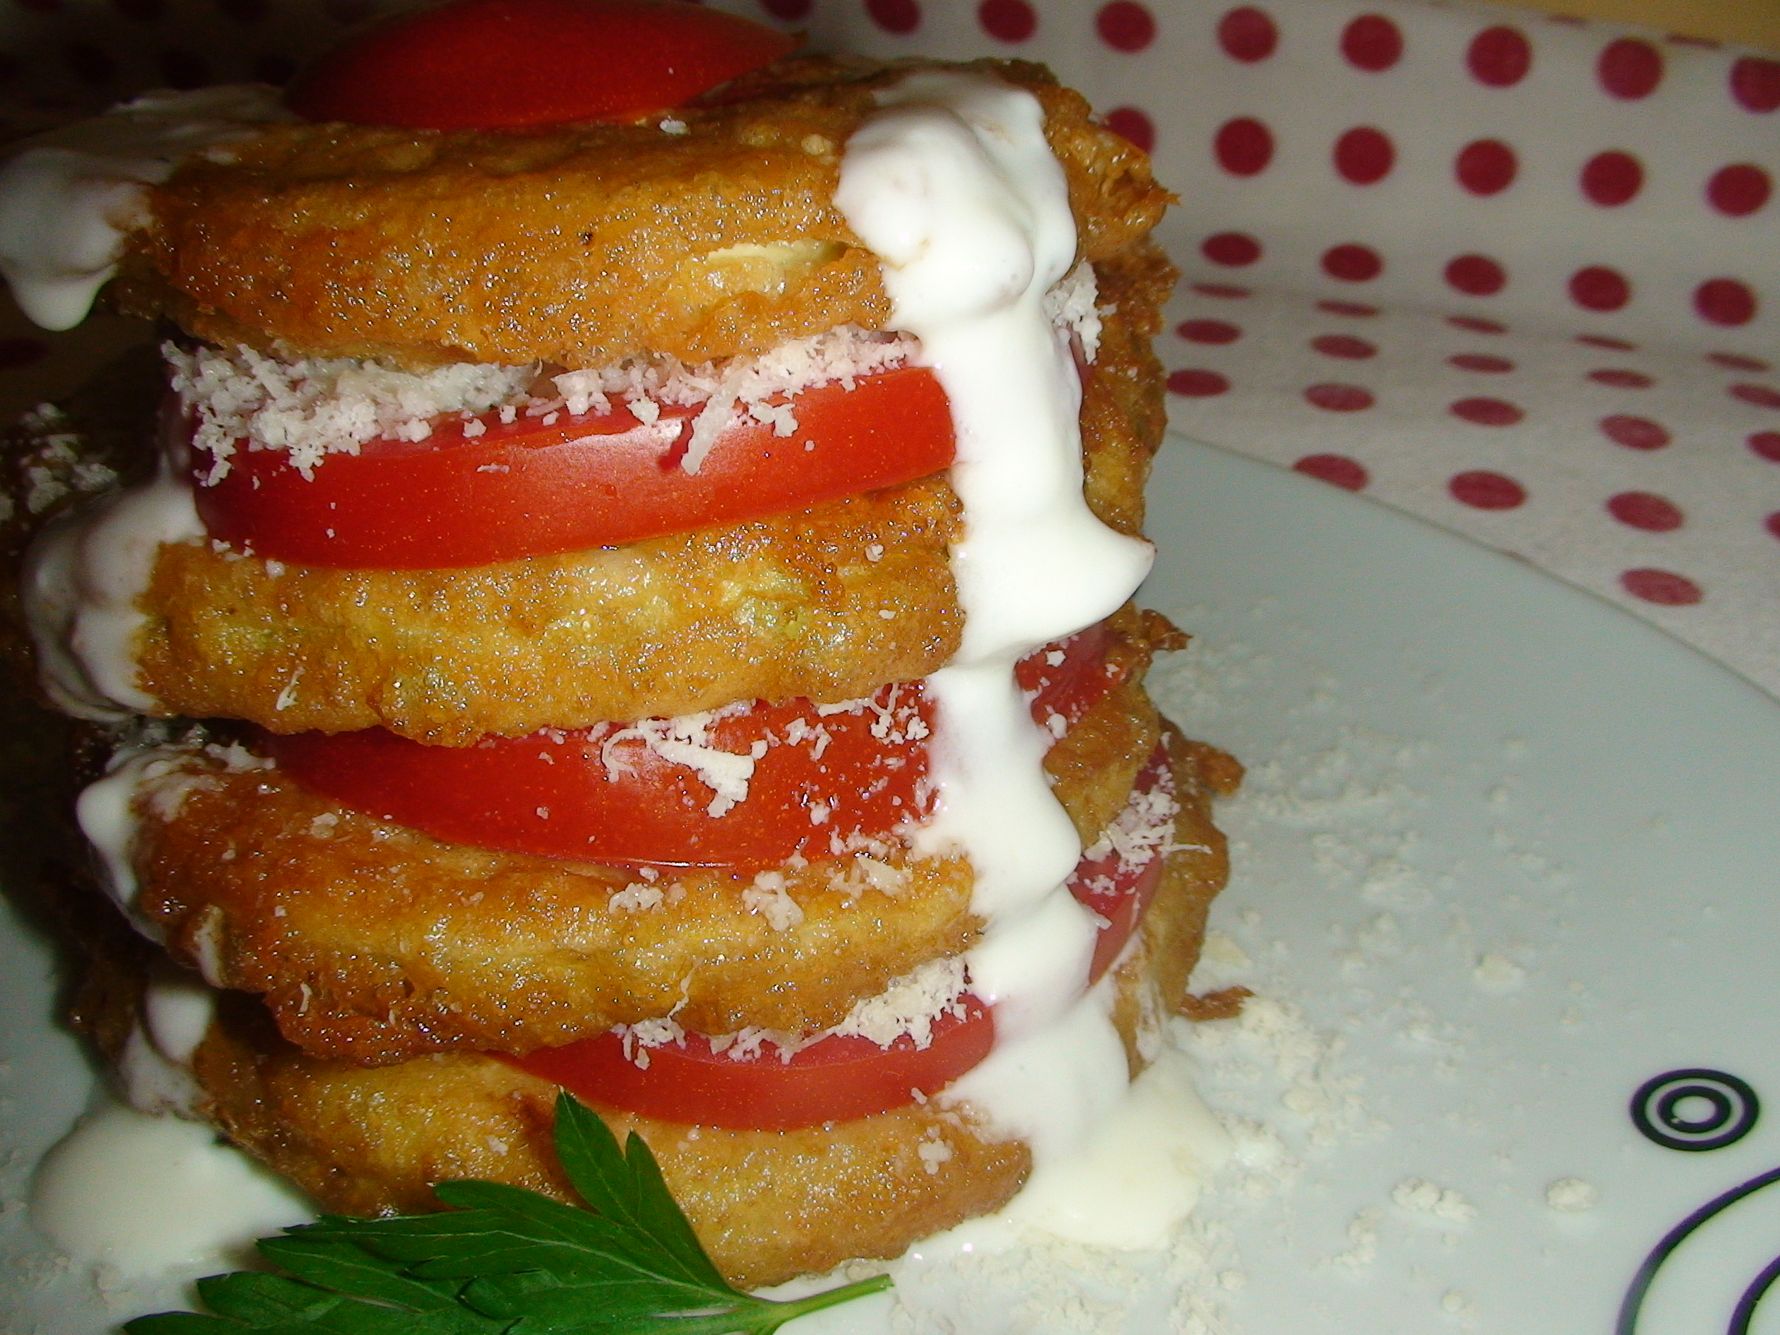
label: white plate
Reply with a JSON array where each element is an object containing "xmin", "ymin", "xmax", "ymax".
[
  {"xmin": 1142, "ymin": 437, "xmax": 1780, "ymax": 1334},
  {"xmin": 4, "ymin": 436, "xmax": 1779, "ymax": 1333}
]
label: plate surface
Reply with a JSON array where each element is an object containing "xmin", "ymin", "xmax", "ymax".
[
  {"xmin": 1143, "ymin": 437, "xmax": 1780, "ymax": 1334},
  {"xmin": 4, "ymin": 436, "xmax": 1780, "ymax": 1333}
]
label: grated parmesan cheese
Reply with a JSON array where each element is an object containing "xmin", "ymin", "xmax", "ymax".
[
  {"xmin": 167, "ymin": 342, "xmax": 535, "ymax": 484},
  {"xmin": 619, "ymin": 954, "xmax": 970, "ymax": 1072},
  {"xmin": 607, "ymin": 883, "xmax": 666, "ymax": 913},
  {"xmin": 741, "ymin": 871, "xmax": 805, "ymax": 931},
  {"xmin": 9, "ymin": 403, "xmax": 119, "ymax": 517},
  {"xmin": 168, "ymin": 271, "xmax": 1095, "ymax": 488},
  {"xmin": 597, "ymin": 705, "xmax": 762, "ymax": 817},
  {"xmin": 1079, "ymin": 758, "xmax": 1181, "ymax": 872},
  {"xmin": 1043, "ymin": 261, "xmax": 1104, "ymax": 362},
  {"xmin": 552, "ymin": 324, "xmax": 916, "ymax": 475}
]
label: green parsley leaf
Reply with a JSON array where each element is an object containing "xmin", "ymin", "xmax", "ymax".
[{"xmin": 123, "ymin": 1093, "xmax": 892, "ymax": 1335}]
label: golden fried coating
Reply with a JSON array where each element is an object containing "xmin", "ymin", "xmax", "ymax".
[
  {"xmin": 111, "ymin": 58, "xmax": 1171, "ymax": 372},
  {"xmin": 1081, "ymin": 244, "xmax": 1176, "ymax": 538},
  {"xmin": 78, "ymin": 730, "xmax": 1233, "ymax": 1289},
  {"xmin": 139, "ymin": 476, "xmax": 961, "ymax": 745},
  {"xmin": 118, "ymin": 266, "xmax": 1162, "ymax": 741},
  {"xmin": 128, "ymin": 632, "xmax": 1165, "ymax": 1065}
]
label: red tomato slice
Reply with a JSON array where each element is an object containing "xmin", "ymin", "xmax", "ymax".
[
  {"xmin": 504, "ymin": 743, "xmax": 1172, "ymax": 1130},
  {"xmin": 285, "ymin": 0, "xmax": 798, "ymax": 131},
  {"xmin": 266, "ymin": 623, "xmax": 1122, "ymax": 869},
  {"xmin": 190, "ymin": 365, "xmax": 954, "ymax": 570},
  {"xmin": 517, "ymin": 996, "xmax": 996, "ymax": 1134}
]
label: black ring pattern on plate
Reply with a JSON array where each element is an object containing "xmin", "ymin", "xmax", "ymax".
[
  {"xmin": 1631, "ymin": 1069, "xmax": 1760, "ymax": 1152},
  {"xmin": 1616, "ymin": 1165, "xmax": 1780, "ymax": 1335}
]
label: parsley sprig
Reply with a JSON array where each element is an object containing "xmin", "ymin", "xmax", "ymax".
[{"xmin": 124, "ymin": 1093, "xmax": 892, "ymax": 1334}]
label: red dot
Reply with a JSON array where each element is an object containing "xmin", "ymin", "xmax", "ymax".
[
  {"xmin": 1446, "ymin": 254, "xmax": 1507, "ymax": 296},
  {"xmin": 1455, "ymin": 138, "xmax": 1517, "ymax": 194},
  {"xmin": 1730, "ymin": 56, "xmax": 1780, "ymax": 113},
  {"xmin": 762, "ymin": 0, "xmax": 813, "ymax": 17},
  {"xmin": 1607, "ymin": 491, "xmax": 1683, "ymax": 531},
  {"xmin": 1322, "ymin": 243, "xmax": 1382, "ymax": 282},
  {"xmin": 1319, "ymin": 299, "xmax": 1379, "ymax": 317},
  {"xmin": 1468, "ymin": 26, "xmax": 1532, "ymax": 88},
  {"xmin": 1341, "ymin": 14, "xmax": 1403, "ymax": 71},
  {"xmin": 1167, "ymin": 368, "xmax": 1229, "ymax": 397},
  {"xmin": 1449, "ymin": 469, "xmax": 1527, "ymax": 509},
  {"xmin": 1621, "ymin": 568, "xmax": 1701, "ymax": 606},
  {"xmin": 1695, "ymin": 278, "xmax": 1756, "ymax": 327},
  {"xmin": 1598, "ymin": 37, "xmax": 1663, "ymax": 99},
  {"xmin": 1294, "ymin": 453, "xmax": 1370, "ymax": 490},
  {"xmin": 1334, "ymin": 126, "xmax": 1394, "ymax": 185},
  {"xmin": 1305, "ymin": 383, "xmax": 1375, "ymax": 412},
  {"xmin": 1731, "ymin": 382, "xmax": 1780, "ymax": 410},
  {"xmin": 1311, "ymin": 333, "xmax": 1377, "ymax": 359},
  {"xmin": 1578, "ymin": 333, "xmax": 1638, "ymax": 351},
  {"xmin": 1449, "ymin": 314, "xmax": 1508, "ymax": 335},
  {"xmin": 1570, "ymin": 266, "xmax": 1631, "ymax": 311},
  {"xmin": 1449, "ymin": 352, "xmax": 1515, "ymax": 373},
  {"xmin": 1589, "ymin": 368, "xmax": 1654, "ymax": 389},
  {"xmin": 1600, "ymin": 414, "xmax": 1670, "ymax": 449},
  {"xmin": 1580, "ymin": 150, "xmax": 1643, "ymax": 206},
  {"xmin": 1766, "ymin": 512, "xmax": 1780, "ymax": 542},
  {"xmin": 1706, "ymin": 163, "xmax": 1771, "ymax": 216},
  {"xmin": 1450, "ymin": 397, "xmax": 1524, "ymax": 426},
  {"xmin": 1192, "ymin": 281, "xmax": 1251, "ymax": 299},
  {"xmin": 1713, "ymin": 351, "xmax": 1771, "ymax": 372},
  {"xmin": 1750, "ymin": 430, "xmax": 1780, "ymax": 462},
  {"xmin": 1177, "ymin": 318, "xmax": 1242, "ymax": 344},
  {"xmin": 1097, "ymin": 1, "xmax": 1157, "ymax": 52},
  {"xmin": 867, "ymin": 0, "xmax": 920, "ymax": 34},
  {"xmin": 1203, "ymin": 232, "xmax": 1261, "ymax": 266},
  {"xmin": 1103, "ymin": 107, "xmax": 1155, "ymax": 152},
  {"xmin": 0, "ymin": 335, "xmax": 48, "ymax": 368},
  {"xmin": 1214, "ymin": 117, "xmax": 1273, "ymax": 176},
  {"xmin": 979, "ymin": 0, "xmax": 1036, "ymax": 41},
  {"xmin": 1217, "ymin": 6, "xmax": 1277, "ymax": 62}
]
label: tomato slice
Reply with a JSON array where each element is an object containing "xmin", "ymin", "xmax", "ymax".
[
  {"xmin": 266, "ymin": 623, "xmax": 1122, "ymax": 869},
  {"xmin": 518, "ymin": 996, "xmax": 997, "ymax": 1134},
  {"xmin": 504, "ymin": 743, "xmax": 1172, "ymax": 1130},
  {"xmin": 285, "ymin": 0, "xmax": 798, "ymax": 131},
  {"xmin": 190, "ymin": 365, "xmax": 954, "ymax": 570}
]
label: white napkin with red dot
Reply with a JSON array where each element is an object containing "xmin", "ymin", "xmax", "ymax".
[{"xmin": 768, "ymin": 0, "xmax": 1780, "ymax": 699}]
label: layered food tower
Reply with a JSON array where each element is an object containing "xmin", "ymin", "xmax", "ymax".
[{"xmin": 2, "ymin": 3, "xmax": 1239, "ymax": 1288}]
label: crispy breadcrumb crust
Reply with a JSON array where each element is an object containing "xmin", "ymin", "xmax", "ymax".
[
  {"xmin": 127, "ymin": 626, "xmax": 1163, "ymax": 1065},
  {"xmin": 110, "ymin": 58, "xmax": 1172, "ymax": 371},
  {"xmin": 75, "ymin": 728, "xmax": 1234, "ymax": 1290},
  {"xmin": 111, "ymin": 253, "xmax": 1166, "ymax": 742},
  {"xmin": 140, "ymin": 475, "xmax": 963, "ymax": 745}
]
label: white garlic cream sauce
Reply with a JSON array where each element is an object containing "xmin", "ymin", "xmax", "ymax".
[
  {"xmin": 32, "ymin": 1102, "xmax": 312, "ymax": 1279},
  {"xmin": 22, "ymin": 456, "xmax": 202, "ymax": 720},
  {"xmin": 30, "ymin": 964, "xmax": 313, "ymax": 1278},
  {"xmin": 1, "ymin": 89, "xmax": 284, "ymax": 721},
  {"xmin": 836, "ymin": 68, "xmax": 1156, "ymax": 1177},
  {"xmin": 0, "ymin": 85, "xmax": 286, "ymax": 330}
]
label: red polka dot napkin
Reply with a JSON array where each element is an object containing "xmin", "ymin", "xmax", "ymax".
[
  {"xmin": 744, "ymin": 0, "xmax": 1780, "ymax": 698},
  {"xmin": 0, "ymin": 0, "xmax": 1774, "ymax": 696}
]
